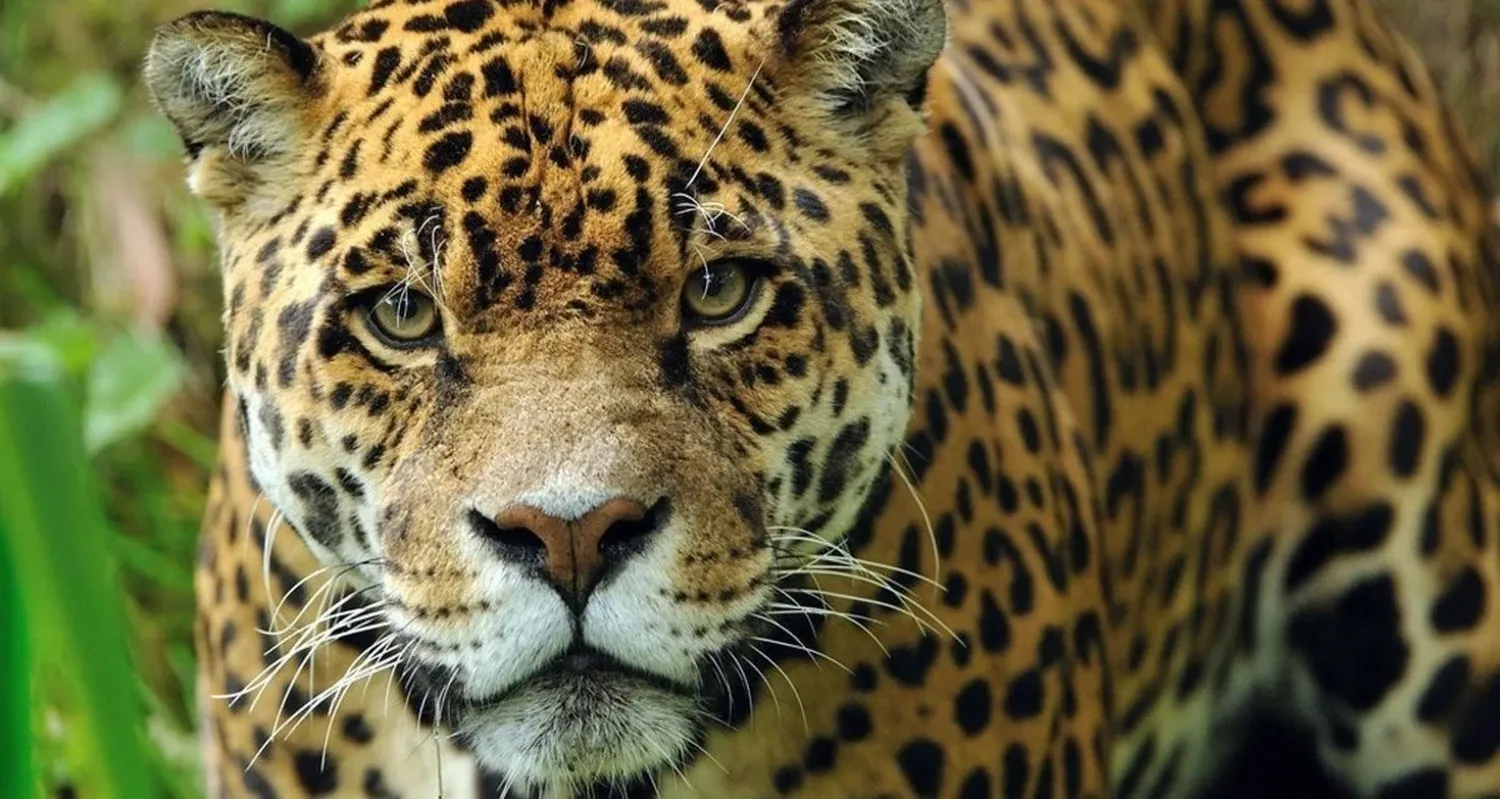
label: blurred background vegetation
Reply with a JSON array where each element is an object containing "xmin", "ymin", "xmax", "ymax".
[
  {"xmin": 1, "ymin": 1, "xmax": 365, "ymax": 795},
  {"xmin": 1, "ymin": 0, "xmax": 1498, "ymax": 796}
]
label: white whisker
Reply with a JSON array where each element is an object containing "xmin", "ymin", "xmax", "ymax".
[
  {"xmin": 685, "ymin": 55, "xmax": 766, "ymax": 189},
  {"xmin": 885, "ymin": 452, "xmax": 943, "ymax": 603},
  {"xmin": 744, "ymin": 644, "xmax": 808, "ymax": 732}
]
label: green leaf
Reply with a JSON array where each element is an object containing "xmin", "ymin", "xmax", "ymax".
[
  {"xmin": 0, "ymin": 73, "xmax": 124, "ymax": 197},
  {"xmin": 4, "ymin": 263, "xmax": 68, "ymax": 317},
  {"xmin": 0, "ymin": 0, "xmax": 40, "ymax": 73},
  {"xmin": 0, "ymin": 313, "xmax": 97, "ymax": 385},
  {"xmin": 84, "ymin": 330, "xmax": 186, "ymax": 454},
  {"xmin": 0, "ymin": 333, "xmax": 65, "ymax": 384},
  {"xmin": 0, "ymin": 375, "xmax": 160, "ymax": 799},
  {"xmin": 158, "ymin": 418, "xmax": 220, "ymax": 471},
  {"xmin": 109, "ymin": 534, "xmax": 196, "ymax": 593},
  {"xmin": 274, "ymin": 0, "xmax": 354, "ymax": 29},
  {"xmin": 0, "ymin": 495, "xmax": 34, "ymax": 797},
  {"xmin": 117, "ymin": 114, "xmax": 183, "ymax": 161}
]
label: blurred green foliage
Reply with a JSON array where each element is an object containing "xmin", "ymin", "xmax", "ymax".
[
  {"xmin": 2, "ymin": 359, "xmax": 167, "ymax": 799},
  {"xmin": 0, "ymin": 0, "xmax": 1496, "ymax": 796},
  {"xmin": 0, "ymin": 0, "xmax": 359, "ymax": 794}
]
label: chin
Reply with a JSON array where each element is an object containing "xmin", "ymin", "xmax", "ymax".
[{"xmin": 455, "ymin": 659, "xmax": 703, "ymax": 794}]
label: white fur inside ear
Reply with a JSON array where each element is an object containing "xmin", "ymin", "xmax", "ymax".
[
  {"xmin": 795, "ymin": 0, "xmax": 949, "ymax": 113},
  {"xmin": 143, "ymin": 15, "xmax": 319, "ymax": 163},
  {"xmin": 159, "ymin": 41, "xmax": 292, "ymax": 158}
]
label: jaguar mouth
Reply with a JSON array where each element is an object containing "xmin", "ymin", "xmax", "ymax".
[
  {"xmin": 465, "ymin": 645, "xmax": 699, "ymax": 712},
  {"xmin": 447, "ymin": 645, "xmax": 705, "ymax": 788}
]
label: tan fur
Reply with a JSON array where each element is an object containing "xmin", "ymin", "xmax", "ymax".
[{"xmin": 157, "ymin": 0, "xmax": 1499, "ymax": 796}]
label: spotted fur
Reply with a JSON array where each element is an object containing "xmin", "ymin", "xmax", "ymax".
[{"xmin": 145, "ymin": 0, "xmax": 1499, "ymax": 796}]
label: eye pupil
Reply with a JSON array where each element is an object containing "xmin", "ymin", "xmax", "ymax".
[
  {"xmin": 366, "ymin": 288, "xmax": 440, "ymax": 345},
  {"xmin": 683, "ymin": 261, "xmax": 759, "ymax": 326}
]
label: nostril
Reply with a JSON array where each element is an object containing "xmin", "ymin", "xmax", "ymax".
[
  {"xmin": 467, "ymin": 508, "xmax": 546, "ymax": 565},
  {"xmin": 598, "ymin": 499, "xmax": 670, "ymax": 564}
]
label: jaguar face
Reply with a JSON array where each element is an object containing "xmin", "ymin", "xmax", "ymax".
[{"xmin": 145, "ymin": 0, "xmax": 945, "ymax": 788}]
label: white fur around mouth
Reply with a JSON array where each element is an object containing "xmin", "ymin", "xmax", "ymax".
[{"xmin": 457, "ymin": 665, "xmax": 701, "ymax": 794}]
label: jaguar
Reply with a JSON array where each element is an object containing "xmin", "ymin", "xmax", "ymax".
[{"xmin": 143, "ymin": 0, "xmax": 1500, "ymax": 795}]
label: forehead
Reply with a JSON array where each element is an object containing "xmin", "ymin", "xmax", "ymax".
[
  {"xmin": 310, "ymin": 0, "xmax": 773, "ymax": 185},
  {"xmin": 284, "ymin": 0, "xmax": 786, "ymax": 321}
]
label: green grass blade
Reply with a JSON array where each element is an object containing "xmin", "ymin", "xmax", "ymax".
[
  {"xmin": 0, "ymin": 374, "xmax": 159, "ymax": 798},
  {"xmin": 0, "ymin": 503, "xmax": 34, "ymax": 797}
]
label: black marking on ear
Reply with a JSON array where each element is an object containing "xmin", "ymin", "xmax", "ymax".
[
  {"xmin": 182, "ymin": 11, "xmax": 319, "ymax": 83},
  {"xmin": 773, "ymin": 0, "xmax": 946, "ymax": 117},
  {"xmin": 904, "ymin": 78, "xmax": 929, "ymax": 111},
  {"xmin": 145, "ymin": 11, "xmax": 324, "ymax": 173},
  {"xmin": 266, "ymin": 20, "xmax": 319, "ymax": 82},
  {"xmin": 776, "ymin": 0, "xmax": 817, "ymax": 55}
]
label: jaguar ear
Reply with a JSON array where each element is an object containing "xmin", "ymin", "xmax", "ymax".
[
  {"xmin": 143, "ymin": 11, "xmax": 324, "ymax": 208},
  {"xmin": 775, "ymin": 0, "xmax": 947, "ymax": 155}
]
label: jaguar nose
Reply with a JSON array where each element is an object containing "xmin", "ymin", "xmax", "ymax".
[{"xmin": 468, "ymin": 497, "xmax": 664, "ymax": 608}]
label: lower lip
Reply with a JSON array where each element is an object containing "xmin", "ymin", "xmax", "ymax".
[
  {"xmin": 464, "ymin": 653, "xmax": 656, "ymax": 712},
  {"xmin": 557, "ymin": 652, "xmax": 608, "ymax": 672}
]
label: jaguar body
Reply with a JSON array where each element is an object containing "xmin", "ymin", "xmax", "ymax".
[{"xmin": 144, "ymin": 0, "xmax": 1500, "ymax": 795}]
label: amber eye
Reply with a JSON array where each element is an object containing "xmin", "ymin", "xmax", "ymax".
[
  {"xmin": 365, "ymin": 288, "xmax": 441, "ymax": 345},
  {"xmin": 682, "ymin": 261, "xmax": 761, "ymax": 326}
]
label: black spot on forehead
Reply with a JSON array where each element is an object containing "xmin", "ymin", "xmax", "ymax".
[
  {"xmin": 636, "ymin": 40, "xmax": 690, "ymax": 84},
  {"xmin": 640, "ymin": 16, "xmax": 689, "ymax": 37},
  {"xmin": 481, "ymin": 55, "xmax": 519, "ymax": 96},
  {"xmin": 424, "ymin": 130, "xmax": 473, "ymax": 172},
  {"xmin": 306, "ymin": 226, "xmax": 338, "ymax": 259},
  {"xmin": 691, "ymin": 27, "xmax": 733, "ymax": 72},
  {"xmin": 793, "ymin": 188, "xmax": 829, "ymax": 221},
  {"xmin": 441, "ymin": 0, "xmax": 494, "ymax": 32},
  {"xmin": 623, "ymin": 99, "xmax": 672, "ymax": 125}
]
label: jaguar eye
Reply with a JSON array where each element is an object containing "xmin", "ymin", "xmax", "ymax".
[
  {"xmin": 366, "ymin": 288, "xmax": 441, "ymax": 345},
  {"xmin": 682, "ymin": 260, "xmax": 762, "ymax": 326}
]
